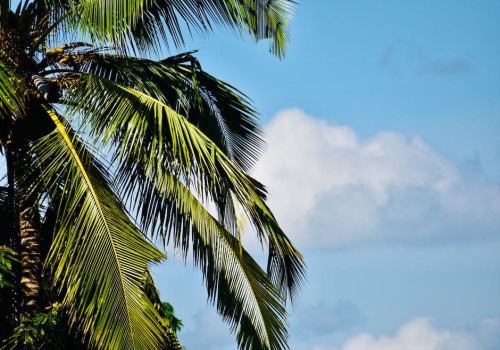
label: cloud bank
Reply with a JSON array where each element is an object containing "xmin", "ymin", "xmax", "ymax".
[
  {"xmin": 340, "ymin": 317, "xmax": 499, "ymax": 350},
  {"xmin": 253, "ymin": 109, "xmax": 500, "ymax": 249}
]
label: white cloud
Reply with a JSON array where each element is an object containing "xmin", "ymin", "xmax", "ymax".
[
  {"xmin": 340, "ymin": 317, "xmax": 499, "ymax": 350},
  {"xmin": 290, "ymin": 317, "xmax": 500, "ymax": 350},
  {"xmin": 253, "ymin": 109, "xmax": 500, "ymax": 248}
]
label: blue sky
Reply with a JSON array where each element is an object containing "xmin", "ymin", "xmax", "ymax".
[
  {"xmin": 152, "ymin": 1, "xmax": 500, "ymax": 349},
  {"xmin": 1, "ymin": 1, "xmax": 497, "ymax": 349}
]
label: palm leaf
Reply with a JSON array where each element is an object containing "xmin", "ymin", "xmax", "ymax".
[
  {"xmin": 44, "ymin": 0, "xmax": 296, "ymax": 57},
  {"xmin": 116, "ymin": 156, "xmax": 289, "ymax": 349},
  {"xmin": 80, "ymin": 51, "xmax": 264, "ymax": 172},
  {"xmin": 62, "ymin": 72, "xmax": 305, "ymax": 301},
  {"xmin": 29, "ymin": 106, "xmax": 167, "ymax": 349},
  {"xmin": 0, "ymin": 57, "xmax": 25, "ymax": 118}
]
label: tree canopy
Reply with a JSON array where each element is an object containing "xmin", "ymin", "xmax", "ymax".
[{"xmin": 0, "ymin": 1, "xmax": 305, "ymax": 349}]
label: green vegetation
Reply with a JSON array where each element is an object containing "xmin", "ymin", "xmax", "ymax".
[
  {"xmin": 0, "ymin": 245, "xmax": 17, "ymax": 289},
  {"xmin": 161, "ymin": 303, "xmax": 184, "ymax": 335},
  {"xmin": 0, "ymin": 0, "xmax": 305, "ymax": 349}
]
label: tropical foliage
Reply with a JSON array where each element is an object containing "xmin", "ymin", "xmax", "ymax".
[
  {"xmin": 0, "ymin": 0, "xmax": 305, "ymax": 349},
  {"xmin": 0, "ymin": 245, "xmax": 17, "ymax": 289},
  {"xmin": 161, "ymin": 303, "xmax": 184, "ymax": 335}
]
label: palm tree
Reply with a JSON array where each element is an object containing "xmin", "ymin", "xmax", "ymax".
[{"xmin": 0, "ymin": 0, "xmax": 305, "ymax": 349}]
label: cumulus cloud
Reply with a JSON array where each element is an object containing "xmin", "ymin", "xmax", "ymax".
[
  {"xmin": 253, "ymin": 109, "xmax": 500, "ymax": 249},
  {"xmin": 340, "ymin": 317, "xmax": 500, "ymax": 350}
]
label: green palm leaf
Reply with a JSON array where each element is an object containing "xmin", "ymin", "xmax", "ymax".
[
  {"xmin": 63, "ymin": 71, "xmax": 305, "ymax": 300},
  {"xmin": 81, "ymin": 51, "xmax": 264, "ymax": 172},
  {"xmin": 30, "ymin": 106, "xmax": 167, "ymax": 349},
  {"xmin": 117, "ymin": 157, "xmax": 289, "ymax": 349},
  {"xmin": 0, "ymin": 58, "xmax": 25, "ymax": 117},
  {"xmin": 1, "ymin": 1, "xmax": 303, "ymax": 349},
  {"xmin": 45, "ymin": 0, "xmax": 296, "ymax": 57}
]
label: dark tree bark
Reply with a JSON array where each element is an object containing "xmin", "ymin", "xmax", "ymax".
[
  {"xmin": 18, "ymin": 194, "xmax": 42, "ymax": 320},
  {"xmin": 7, "ymin": 135, "xmax": 42, "ymax": 320}
]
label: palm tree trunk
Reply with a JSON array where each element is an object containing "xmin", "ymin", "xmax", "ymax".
[
  {"xmin": 18, "ymin": 195, "xmax": 42, "ymax": 320},
  {"xmin": 7, "ymin": 140, "xmax": 42, "ymax": 320}
]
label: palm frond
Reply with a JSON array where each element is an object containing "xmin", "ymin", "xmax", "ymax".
[
  {"xmin": 0, "ymin": 57, "xmax": 25, "ymax": 118},
  {"xmin": 44, "ymin": 0, "xmax": 296, "ymax": 57},
  {"xmin": 29, "ymin": 106, "xmax": 167, "ymax": 349},
  {"xmin": 63, "ymin": 72, "xmax": 305, "ymax": 302},
  {"xmin": 130, "ymin": 0, "xmax": 297, "ymax": 57},
  {"xmin": 116, "ymin": 157, "xmax": 288, "ymax": 349},
  {"xmin": 80, "ymin": 51, "xmax": 264, "ymax": 172},
  {"xmin": 221, "ymin": 0, "xmax": 297, "ymax": 58}
]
